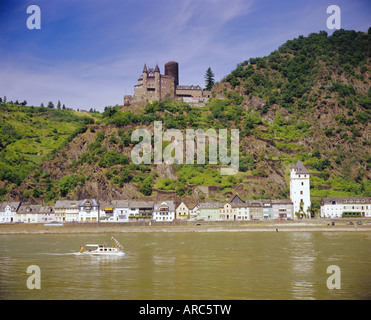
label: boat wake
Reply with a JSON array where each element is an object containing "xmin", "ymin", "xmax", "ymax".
[
  {"xmin": 43, "ymin": 252, "xmax": 126, "ymax": 257},
  {"xmin": 75, "ymin": 251, "xmax": 126, "ymax": 257},
  {"xmin": 42, "ymin": 252, "xmax": 84, "ymax": 256}
]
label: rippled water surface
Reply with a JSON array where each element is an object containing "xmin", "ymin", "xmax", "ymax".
[{"xmin": 0, "ymin": 232, "xmax": 370, "ymax": 299}]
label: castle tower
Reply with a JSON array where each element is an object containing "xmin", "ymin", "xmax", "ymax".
[
  {"xmin": 165, "ymin": 61, "xmax": 179, "ymax": 87},
  {"xmin": 154, "ymin": 64, "xmax": 161, "ymax": 101},
  {"xmin": 290, "ymin": 160, "xmax": 311, "ymax": 218},
  {"xmin": 142, "ymin": 63, "xmax": 148, "ymax": 92}
]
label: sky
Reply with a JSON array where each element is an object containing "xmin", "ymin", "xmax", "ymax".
[{"xmin": 0, "ymin": 0, "xmax": 370, "ymax": 111}]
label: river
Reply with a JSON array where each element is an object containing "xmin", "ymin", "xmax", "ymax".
[{"xmin": 0, "ymin": 231, "xmax": 370, "ymax": 300}]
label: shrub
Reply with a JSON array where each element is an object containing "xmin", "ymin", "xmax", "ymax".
[
  {"xmin": 342, "ymin": 212, "xmax": 362, "ymax": 218},
  {"xmin": 239, "ymin": 155, "xmax": 255, "ymax": 172},
  {"xmin": 252, "ymin": 168, "xmax": 268, "ymax": 177},
  {"xmin": 140, "ymin": 178, "xmax": 153, "ymax": 196},
  {"xmin": 325, "ymin": 128, "xmax": 334, "ymax": 137},
  {"xmin": 313, "ymin": 158, "xmax": 331, "ymax": 171},
  {"xmin": 32, "ymin": 187, "xmax": 43, "ymax": 198},
  {"xmin": 355, "ymin": 112, "xmax": 369, "ymax": 125},
  {"xmin": 99, "ymin": 151, "xmax": 130, "ymax": 168},
  {"xmin": 119, "ymin": 167, "xmax": 134, "ymax": 187},
  {"xmin": 58, "ymin": 175, "xmax": 79, "ymax": 197}
]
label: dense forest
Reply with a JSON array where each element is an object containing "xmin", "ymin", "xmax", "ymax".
[{"xmin": 0, "ymin": 29, "xmax": 370, "ymax": 214}]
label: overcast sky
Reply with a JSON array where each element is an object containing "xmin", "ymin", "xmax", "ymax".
[{"xmin": 0, "ymin": 0, "xmax": 370, "ymax": 111}]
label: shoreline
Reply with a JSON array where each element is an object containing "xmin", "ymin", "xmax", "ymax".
[{"xmin": 0, "ymin": 220, "xmax": 370, "ymax": 234}]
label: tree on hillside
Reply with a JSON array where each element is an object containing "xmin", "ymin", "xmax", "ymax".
[
  {"xmin": 205, "ymin": 67, "xmax": 215, "ymax": 91},
  {"xmin": 57, "ymin": 100, "xmax": 61, "ymax": 109},
  {"xmin": 47, "ymin": 101, "xmax": 54, "ymax": 109}
]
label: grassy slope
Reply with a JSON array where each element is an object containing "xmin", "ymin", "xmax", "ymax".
[{"xmin": 0, "ymin": 103, "xmax": 99, "ymax": 197}]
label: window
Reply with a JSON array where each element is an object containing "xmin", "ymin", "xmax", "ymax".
[
  {"xmin": 301, "ymin": 182, "xmax": 304, "ymax": 186},
  {"xmin": 300, "ymin": 191, "xmax": 303, "ymax": 195}
]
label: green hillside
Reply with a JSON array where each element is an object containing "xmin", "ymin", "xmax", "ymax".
[
  {"xmin": 218, "ymin": 29, "xmax": 371, "ymax": 198},
  {"xmin": 0, "ymin": 103, "xmax": 99, "ymax": 200},
  {"xmin": 1, "ymin": 29, "xmax": 370, "ymax": 212}
]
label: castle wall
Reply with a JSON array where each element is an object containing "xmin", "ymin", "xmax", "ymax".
[
  {"xmin": 160, "ymin": 75, "xmax": 175, "ymax": 99},
  {"xmin": 176, "ymin": 87, "xmax": 211, "ymax": 98},
  {"xmin": 176, "ymin": 88, "xmax": 202, "ymax": 98}
]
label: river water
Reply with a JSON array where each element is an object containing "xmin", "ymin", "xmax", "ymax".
[{"xmin": 0, "ymin": 232, "xmax": 370, "ymax": 300}]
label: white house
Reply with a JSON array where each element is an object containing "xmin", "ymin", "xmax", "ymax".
[
  {"xmin": 219, "ymin": 202, "xmax": 235, "ymax": 220},
  {"xmin": 17, "ymin": 205, "xmax": 43, "ymax": 223},
  {"xmin": 38, "ymin": 206, "xmax": 55, "ymax": 223},
  {"xmin": 127, "ymin": 203, "xmax": 139, "ymax": 217},
  {"xmin": 233, "ymin": 203, "xmax": 250, "ymax": 220},
  {"xmin": 99, "ymin": 202, "xmax": 110, "ymax": 220},
  {"xmin": 290, "ymin": 160, "xmax": 311, "ymax": 218},
  {"xmin": 0, "ymin": 202, "xmax": 20, "ymax": 223},
  {"xmin": 128, "ymin": 201, "xmax": 154, "ymax": 221},
  {"xmin": 153, "ymin": 201, "xmax": 175, "ymax": 221},
  {"xmin": 100, "ymin": 201, "xmax": 129, "ymax": 222},
  {"xmin": 320, "ymin": 197, "xmax": 371, "ymax": 218},
  {"xmin": 78, "ymin": 199, "xmax": 100, "ymax": 223},
  {"xmin": 112, "ymin": 200, "xmax": 129, "ymax": 222},
  {"xmin": 189, "ymin": 203, "xmax": 199, "ymax": 220},
  {"xmin": 54, "ymin": 200, "xmax": 79, "ymax": 222}
]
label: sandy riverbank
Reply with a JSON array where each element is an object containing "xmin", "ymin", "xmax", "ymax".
[{"xmin": 0, "ymin": 220, "xmax": 370, "ymax": 234}]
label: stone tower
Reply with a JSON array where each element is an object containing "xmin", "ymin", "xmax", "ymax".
[
  {"xmin": 142, "ymin": 63, "xmax": 148, "ymax": 92},
  {"xmin": 154, "ymin": 63, "xmax": 161, "ymax": 101},
  {"xmin": 165, "ymin": 61, "xmax": 179, "ymax": 87},
  {"xmin": 290, "ymin": 160, "xmax": 311, "ymax": 218}
]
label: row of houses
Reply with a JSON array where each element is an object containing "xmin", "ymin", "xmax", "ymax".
[
  {"xmin": 0, "ymin": 196, "xmax": 293, "ymax": 224},
  {"xmin": 1, "ymin": 196, "xmax": 370, "ymax": 224}
]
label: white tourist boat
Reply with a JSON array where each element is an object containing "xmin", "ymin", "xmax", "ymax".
[{"xmin": 80, "ymin": 237, "xmax": 124, "ymax": 255}]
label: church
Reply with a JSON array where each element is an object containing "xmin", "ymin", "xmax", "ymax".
[{"xmin": 124, "ymin": 61, "xmax": 211, "ymax": 106}]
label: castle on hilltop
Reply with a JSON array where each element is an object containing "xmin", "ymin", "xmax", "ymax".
[{"xmin": 124, "ymin": 61, "xmax": 211, "ymax": 106}]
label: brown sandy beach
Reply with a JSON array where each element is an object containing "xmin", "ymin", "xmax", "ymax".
[{"xmin": 1, "ymin": 219, "xmax": 371, "ymax": 234}]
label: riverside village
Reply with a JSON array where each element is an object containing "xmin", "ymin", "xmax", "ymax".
[{"xmin": 1, "ymin": 160, "xmax": 370, "ymax": 224}]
